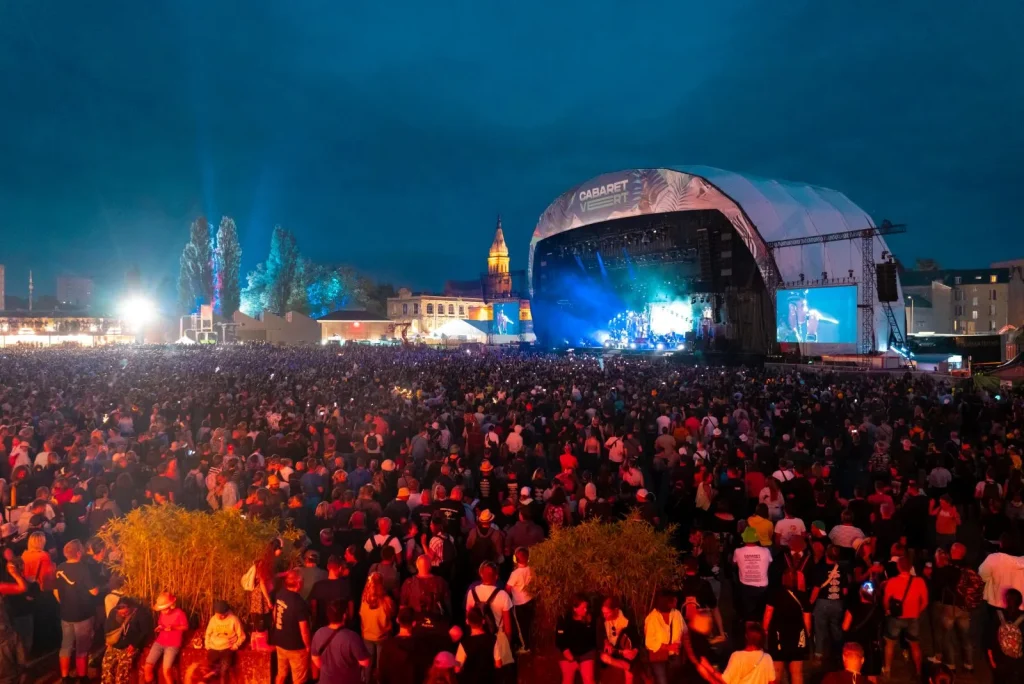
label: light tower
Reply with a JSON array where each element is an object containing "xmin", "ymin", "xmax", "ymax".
[{"xmin": 28, "ymin": 270, "xmax": 33, "ymax": 311}]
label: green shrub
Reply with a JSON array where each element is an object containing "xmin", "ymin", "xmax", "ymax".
[
  {"xmin": 97, "ymin": 505, "xmax": 301, "ymax": 625},
  {"xmin": 528, "ymin": 516, "xmax": 682, "ymax": 632}
]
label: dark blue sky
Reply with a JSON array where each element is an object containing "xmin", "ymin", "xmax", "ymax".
[{"xmin": 1, "ymin": 2, "xmax": 1021, "ymax": 308}]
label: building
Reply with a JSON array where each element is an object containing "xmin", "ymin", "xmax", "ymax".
[
  {"xmin": 990, "ymin": 259, "xmax": 1024, "ymax": 329},
  {"xmin": 232, "ymin": 310, "xmax": 320, "ymax": 344},
  {"xmin": 386, "ymin": 217, "xmax": 535, "ymax": 343},
  {"xmin": 318, "ymin": 310, "xmax": 394, "ymax": 342},
  {"xmin": 0, "ymin": 313, "xmax": 136, "ymax": 348},
  {"xmin": 57, "ymin": 276, "xmax": 94, "ymax": 309},
  {"xmin": 901, "ymin": 267, "xmax": 1022, "ymax": 335}
]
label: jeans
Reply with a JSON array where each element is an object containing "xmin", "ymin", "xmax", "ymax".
[
  {"xmin": 813, "ymin": 600, "xmax": 844, "ymax": 657},
  {"xmin": 364, "ymin": 639, "xmax": 387, "ymax": 681},
  {"xmin": 12, "ymin": 614, "xmax": 33, "ymax": 662},
  {"xmin": 60, "ymin": 618, "xmax": 94, "ymax": 659},
  {"xmin": 650, "ymin": 658, "xmax": 680, "ymax": 684},
  {"xmin": 941, "ymin": 606, "xmax": 973, "ymax": 668}
]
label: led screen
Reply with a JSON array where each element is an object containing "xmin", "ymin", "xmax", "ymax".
[
  {"xmin": 493, "ymin": 302, "xmax": 520, "ymax": 336},
  {"xmin": 776, "ymin": 286, "xmax": 857, "ymax": 344}
]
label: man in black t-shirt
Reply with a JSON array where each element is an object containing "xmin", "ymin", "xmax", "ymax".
[
  {"xmin": 308, "ymin": 556, "xmax": 353, "ymax": 629},
  {"xmin": 272, "ymin": 571, "xmax": 312, "ymax": 684},
  {"xmin": 434, "ymin": 485, "xmax": 465, "ymax": 539},
  {"xmin": 54, "ymin": 539, "xmax": 99, "ymax": 681},
  {"xmin": 809, "ymin": 545, "xmax": 847, "ymax": 659}
]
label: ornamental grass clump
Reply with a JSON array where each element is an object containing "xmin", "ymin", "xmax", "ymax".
[
  {"xmin": 97, "ymin": 505, "xmax": 300, "ymax": 626},
  {"xmin": 528, "ymin": 516, "xmax": 682, "ymax": 636}
]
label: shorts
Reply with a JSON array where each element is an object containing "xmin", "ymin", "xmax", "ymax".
[
  {"xmin": 884, "ymin": 616, "xmax": 920, "ymax": 642},
  {"xmin": 276, "ymin": 647, "xmax": 310, "ymax": 684},
  {"xmin": 146, "ymin": 642, "xmax": 182, "ymax": 669},
  {"xmin": 60, "ymin": 618, "xmax": 94, "ymax": 659}
]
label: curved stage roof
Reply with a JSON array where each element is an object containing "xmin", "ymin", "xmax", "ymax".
[{"xmin": 529, "ymin": 166, "xmax": 903, "ymax": 351}]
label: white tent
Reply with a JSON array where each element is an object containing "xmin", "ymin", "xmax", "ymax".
[
  {"xmin": 175, "ymin": 335, "xmax": 197, "ymax": 345},
  {"xmin": 429, "ymin": 319, "xmax": 488, "ymax": 343}
]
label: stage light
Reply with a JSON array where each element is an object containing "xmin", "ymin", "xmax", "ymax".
[
  {"xmin": 656, "ymin": 343, "xmax": 665, "ymax": 350},
  {"xmin": 119, "ymin": 297, "xmax": 154, "ymax": 329},
  {"xmin": 629, "ymin": 343, "xmax": 637, "ymax": 349},
  {"xmin": 677, "ymin": 343, "xmax": 685, "ymax": 350}
]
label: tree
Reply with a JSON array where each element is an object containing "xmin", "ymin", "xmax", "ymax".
[
  {"xmin": 304, "ymin": 263, "xmax": 367, "ymax": 319},
  {"xmin": 177, "ymin": 217, "xmax": 214, "ymax": 313},
  {"xmin": 214, "ymin": 217, "xmax": 242, "ymax": 317},
  {"xmin": 241, "ymin": 225, "xmax": 300, "ymax": 316}
]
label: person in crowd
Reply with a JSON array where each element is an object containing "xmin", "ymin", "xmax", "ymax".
[
  {"xmin": 377, "ymin": 607, "xmax": 420, "ymax": 684},
  {"xmin": 882, "ymin": 556, "xmax": 928, "ymax": 677},
  {"xmin": 359, "ymin": 571, "xmax": 395, "ymax": 677},
  {"xmin": 987, "ymin": 588, "xmax": 1024, "ymax": 679},
  {"xmin": 54, "ymin": 539, "xmax": 100, "ymax": 683},
  {"xmin": 821, "ymin": 642, "xmax": 865, "ymax": 684},
  {"xmin": 734, "ymin": 526, "xmax": 773, "ymax": 625},
  {"xmin": 465, "ymin": 561, "xmax": 513, "ymax": 639},
  {"xmin": 272, "ymin": 570, "xmax": 311, "ymax": 684},
  {"xmin": 556, "ymin": 594, "xmax": 597, "ymax": 684},
  {"xmin": 810, "ymin": 545, "xmax": 847, "ymax": 661},
  {"xmin": 204, "ymin": 600, "xmax": 246, "ymax": 684},
  {"xmin": 764, "ymin": 570, "xmax": 811, "ymax": 684},
  {"xmin": 644, "ymin": 589, "xmax": 683, "ymax": 684},
  {"xmin": 505, "ymin": 546, "xmax": 534, "ymax": 653},
  {"xmin": 721, "ymin": 622, "xmax": 776, "ymax": 684},
  {"xmin": 144, "ymin": 592, "xmax": 188, "ymax": 684},
  {"xmin": 311, "ymin": 599, "xmax": 371, "ymax": 684},
  {"xmin": 598, "ymin": 597, "xmax": 638, "ymax": 684}
]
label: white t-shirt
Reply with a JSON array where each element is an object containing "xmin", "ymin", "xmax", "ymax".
[
  {"xmin": 732, "ymin": 546, "xmax": 772, "ymax": 587},
  {"xmin": 505, "ymin": 567, "xmax": 533, "ymax": 605},
  {"xmin": 723, "ymin": 649, "xmax": 775, "ymax": 684},
  {"xmin": 605, "ymin": 437, "xmax": 624, "ymax": 463},
  {"xmin": 774, "ymin": 517, "xmax": 806, "ymax": 547},
  {"xmin": 465, "ymin": 585, "xmax": 514, "ymax": 631}
]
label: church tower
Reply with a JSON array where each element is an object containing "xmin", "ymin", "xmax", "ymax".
[{"xmin": 487, "ymin": 215, "xmax": 512, "ymax": 298}]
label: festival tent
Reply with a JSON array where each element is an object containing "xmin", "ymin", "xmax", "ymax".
[
  {"xmin": 175, "ymin": 335, "xmax": 197, "ymax": 345},
  {"xmin": 429, "ymin": 319, "xmax": 488, "ymax": 343}
]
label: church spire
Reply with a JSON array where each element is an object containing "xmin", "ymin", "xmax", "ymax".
[{"xmin": 489, "ymin": 214, "xmax": 509, "ymax": 259}]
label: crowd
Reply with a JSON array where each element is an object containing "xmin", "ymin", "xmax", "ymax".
[{"xmin": 0, "ymin": 345, "xmax": 1023, "ymax": 684}]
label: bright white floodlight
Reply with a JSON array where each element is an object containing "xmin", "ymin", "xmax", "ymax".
[{"xmin": 119, "ymin": 296, "xmax": 154, "ymax": 328}]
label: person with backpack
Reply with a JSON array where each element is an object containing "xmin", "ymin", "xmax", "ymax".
[
  {"xmin": 937, "ymin": 543, "xmax": 981, "ymax": 672},
  {"xmin": 89, "ymin": 484, "xmax": 122, "ymax": 534},
  {"xmin": 988, "ymin": 588, "xmax": 1024, "ymax": 679},
  {"xmin": 464, "ymin": 562, "xmax": 513, "ymax": 639},
  {"xmin": 399, "ymin": 555, "xmax": 451, "ymax": 631},
  {"xmin": 978, "ymin": 534, "xmax": 1024, "ymax": 652},
  {"xmin": 426, "ymin": 514, "xmax": 457, "ymax": 582},
  {"xmin": 364, "ymin": 517, "xmax": 403, "ymax": 566},
  {"xmin": 466, "ymin": 509, "xmax": 504, "ymax": 570}
]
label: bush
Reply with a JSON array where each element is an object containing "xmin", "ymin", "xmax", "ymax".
[
  {"xmin": 528, "ymin": 516, "xmax": 681, "ymax": 632},
  {"xmin": 97, "ymin": 505, "xmax": 301, "ymax": 625}
]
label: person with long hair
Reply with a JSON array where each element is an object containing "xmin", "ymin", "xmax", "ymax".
[
  {"xmin": 556, "ymin": 594, "xmax": 597, "ymax": 684},
  {"xmin": 759, "ymin": 476, "xmax": 785, "ymax": 522},
  {"xmin": 249, "ymin": 539, "xmax": 281, "ymax": 634},
  {"xmin": 359, "ymin": 571, "xmax": 395, "ymax": 678},
  {"xmin": 764, "ymin": 570, "xmax": 811, "ymax": 684}
]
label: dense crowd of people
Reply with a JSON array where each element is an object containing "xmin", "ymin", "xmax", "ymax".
[{"xmin": 1, "ymin": 345, "xmax": 1023, "ymax": 684}]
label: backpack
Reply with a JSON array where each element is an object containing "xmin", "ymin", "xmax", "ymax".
[
  {"xmin": 545, "ymin": 503, "xmax": 565, "ymax": 529},
  {"xmin": 982, "ymin": 481, "xmax": 1001, "ymax": 505},
  {"xmin": 997, "ymin": 611, "xmax": 1024, "ymax": 659},
  {"xmin": 434, "ymin": 533, "xmax": 457, "ymax": 576},
  {"xmin": 472, "ymin": 586, "xmax": 500, "ymax": 634},
  {"xmin": 469, "ymin": 529, "xmax": 500, "ymax": 569},
  {"xmin": 954, "ymin": 567, "xmax": 985, "ymax": 610},
  {"xmin": 240, "ymin": 564, "xmax": 257, "ymax": 592},
  {"xmin": 367, "ymin": 535, "xmax": 397, "ymax": 565},
  {"xmin": 182, "ymin": 473, "xmax": 205, "ymax": 510},
  {"xmin": 89, "ymin": 499, "xmax": 118, "ymax": 533}
]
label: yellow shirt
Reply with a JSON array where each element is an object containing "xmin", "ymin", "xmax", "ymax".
[{"xmin": 747, "ymin": 515, "xmax": 774, "ymax": 547}]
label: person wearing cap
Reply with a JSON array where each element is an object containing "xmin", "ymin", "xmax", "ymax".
[
  {"xmin": 204, "ymin": 600, "xmax": 246, "ymax": 684},
  {"xmin": 311, "ymin": 599, "xmax": 370, "ymax": 684},
  {"xmin": 733, "ymin": 525, "xmax": 773, "ymax": 625},
  {"xmin": 145, "ymin": 591, "xmax": 188, "ymax": 684},
  {"xmin": 634, "ymin": 489, "xmax": 660, "ymax": 528},
  {"xmin": 467, "ymin": 509, "xmax": 505, "ymax": 570},
  {"xmin": 101, "ymin": 597, "xmax": 148, "ymax": 684},
  {"xmin": 383, "ymin": 487, "xmax": 411, "ymax": 526}
]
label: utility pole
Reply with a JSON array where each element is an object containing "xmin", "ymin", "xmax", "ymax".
[{"xmin": 28, "ymin": 270, "xmax": 33, "ymax": 311}]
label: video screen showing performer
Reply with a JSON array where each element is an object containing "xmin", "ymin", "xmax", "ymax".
[{"xmin": 775, "ymin": 286, "xmax": 857, "ymax": 344}]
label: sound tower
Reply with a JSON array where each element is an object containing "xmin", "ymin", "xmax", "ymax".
[{"xmin": 876, "ymin": 263, "xmax": 898, "ymax": 303}]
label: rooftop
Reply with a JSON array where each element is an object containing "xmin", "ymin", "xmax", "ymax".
[
  {"xmin": 317, "ymin": 310, "xmax": 390, "ymax": 322},
  {"xmin": 900, "ymin": 267, "xmax": 1009, "ymax": 287}
]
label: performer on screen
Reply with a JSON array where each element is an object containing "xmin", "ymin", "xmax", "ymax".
[{"xmin": 780, "ymin": 290, "xmax": 840, "ymax": 342}]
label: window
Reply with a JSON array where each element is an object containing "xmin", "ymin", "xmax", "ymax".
[
  {"xmin": 990, "ymin": 289, "xmax": 997, "ymax": 301},
  {"xmin": 459, "ymin": 306, "xmax": 465, "ymax": 316},
  {"xmin": 972, "ymin": 296, "xmax": 978, "ymax": 306},
  {"xmin": 954, "ymin": 276, "xmax": 962, "ymax": 285},
  {"xmin": 402, "ymin": 303, "xmax": 408, "ymax": 315},
  {"xmin": 990, "ymin": 275, "xmax": 997, "ymax": 283},
  {"xmin": 426, "ymin": 304, "xmax": 433, "ymax": 314},
  {"xmin": 972, "ymin": 310, "xmax": 978, "ymax": 320},
  {"xmin": 413, "ymin": 303, "xmax": 419, "ymax": 314},
  {"xmin": 989, "ymin": 320, "xmax": 997, "ymax": 331},
  {"xmin": 990, "ymin": 304, "xmax": 997, "ymax": 316},
  {"xmin": 448, "ymin": 304, "xmax": 455, "ymax": 315},
  {"xmin": 954, "ymin": 319, "xmax": 960, "ymax": 332},
  {"xmin": 955, "ymin": 305, "xmax": 963, "ymax": 316}
]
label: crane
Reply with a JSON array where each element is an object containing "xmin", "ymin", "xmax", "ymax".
[{"xmin": 765, "ymin": 220, "xmax": 907, "ymax": 354}]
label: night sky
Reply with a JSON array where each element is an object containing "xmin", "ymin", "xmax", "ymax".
[{"xmin": 1, "ymin": 2, "xmax": 1021, "ymax": 310}]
